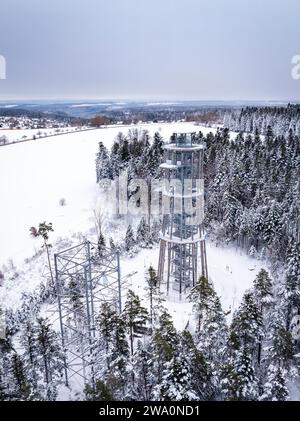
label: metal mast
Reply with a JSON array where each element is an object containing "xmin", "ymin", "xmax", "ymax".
[
  {"xmin": 157, "ymin": 132, "xmax": 208, "ymax": 295},
  {"xmin": 53, "ymin": 240, "xmax": 124, "ymax": 387}
]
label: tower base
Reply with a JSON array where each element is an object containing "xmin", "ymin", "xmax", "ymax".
[{"xmin": 158, "ymin": 238, "xmax": 208, "ymax": 295}]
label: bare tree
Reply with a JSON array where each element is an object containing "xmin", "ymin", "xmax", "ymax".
[{"xmin": 93, "ymin": 208, "xmax": 105, "ymax": 239}]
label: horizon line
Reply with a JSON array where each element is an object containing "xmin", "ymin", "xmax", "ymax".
[{"xmin": 0, "ymin": 98, "xmax": 299, "ymax": 104}]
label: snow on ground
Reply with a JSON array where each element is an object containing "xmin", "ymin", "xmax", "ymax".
[
  {"xmin": 121, "ymin": 242, "xmax": 268, "ymax": 330},
  {"xmin": 0, "ymin": 128, "xmax": 60, "ymax": 142},
  {"xmin": 0, "ymin": 121, "xmax": 267, "ymax": 328},
  {"xmin": 0, "ymin": 122, "xmax": 214, "ymax": 266}
]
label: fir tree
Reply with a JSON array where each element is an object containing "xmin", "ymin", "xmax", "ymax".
[
  {"xmin": 124, "ymin": 225, "xmax": 135, "ymax": 252},
  {"xmin": 229, "ymin": 291, "xmax": 263, "ymax": 354},
  {"xmin": 10, "ymin": 353, "xmax": 31, "ymax": 400},
  {"xmin": 188, "ymin": 276, "xmax": 228, "ymax": 394},
  {"xmin": 106, "ymin": 317, "xmax": 129, "ymax": 399},
  {"xmin": 152, "ymin": 353, "xmax": 199, "ymax": 401},
  {"xmin": 85, "ymin": 379, "xmax": 114, "ymax": 401},
  {"xmin": 253, "ymin": 269, "xmax": 273, "ymax": 309},
  {"xmin": 180, "ymin": 330, "xmax": 214, "ymax": 400},
  {"xmin": 20, "ymin": 321, "xmax": 39, "ymax": 388},
  {"xmin": 96, "ymin": 303, "xmax": 118, "ymax": 370},
  {"xmin": 260, "ymin": 365, "xmax": 289, "ymax": 401},
  {"xmin": 189, "ymin": 276, "xmax": 227, "ymax": 362},
  {"xmin": 131, "ymin": 340, "xmax": 154, "ymax": 401},
  {"xmin": 253, "ymin": 269, "xmax": 274, "ymax": 365},
  {"xmin": 136, "ymin": 217, "xmax": 150, "ymax": 247},
  {"xmin": 221, "ymin": 349, "xmax": 258, "ymax": 401},
  {"xmin": 97, "ymin": 232, "xmax": 106, "ymax": 258},
  {"xmin": 122, "ymin": 290, "xmax": 149, "ymax": 355},
  {"xmin": 148, "ymin": 132, "xmax": 164, "ymax": 177},
  {"xmin": 151, "ymin": 311, "xmax": 179, "ymax": 385},
  {"xmin": 145, "ymin": 266, "xmax": 164, "ymax": 326},
  {"xmin": 109, "ymin": 237, "xmax": 116, "ymax": 251},
  {"xmin": 96, "ymin": 141, "xmax": 111, "ymax": 182},
  {"xmin": 35, "ymin": 318, "xmax": 64, "ymax": 396}
]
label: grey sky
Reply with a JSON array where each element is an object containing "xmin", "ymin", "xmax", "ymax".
[{"xmin": 0, "ymin": 0, "xmax": 299, "ymax": 101}]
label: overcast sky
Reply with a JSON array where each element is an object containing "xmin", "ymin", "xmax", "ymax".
[{"xmin": 0, "ymin": 0, "xmax": 299, "ymax": 101}]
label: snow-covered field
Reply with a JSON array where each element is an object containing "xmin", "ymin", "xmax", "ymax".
[
  {"xmin": 0, "ymin": 126, "xmax": 88, "ymax": 144},
  {"xmin": 0, "ymin": 122, "xmax": 214, "ymax": 265},
  {"xmin": 0, "ymin": 121, "xmax": 268, "ymax": 326}
]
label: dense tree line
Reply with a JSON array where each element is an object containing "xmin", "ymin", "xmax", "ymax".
[
  {"xmin": 84, "ymin": 268, "xmax": 296, "ymax": 401},
  {"xmin": 0, "ymin": 317, "xmax": 64, "ymax": 400},
  {"xmin": 1, "ymin": 265, "xmax": 298, "ymax": 400},
  {"xmin": 224, "ymin": 104, "xmax": 300, "ymax": 136},
  {"xmin": 96, "ymin": 129, "xmax": 164, "ymax": 183},
  {"xmin": 97, "ymin": 124, "xmax": 300, "ymax": 270},
  {"xmin": 203, "ymin": 127, "xmax": 300, "ymax": 269}
]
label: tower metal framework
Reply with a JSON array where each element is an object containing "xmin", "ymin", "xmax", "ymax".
[
  {"xmin": 158, "ymin": 132, "xmax": 208, "ymax": 295},
  {"xmin": 54, "ymin": 240, "xmax": 125, "ymax": 387}
]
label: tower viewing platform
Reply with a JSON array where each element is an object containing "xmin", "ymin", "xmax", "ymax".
[{"xmin": 157, "ymin": 132, "xmax": 208, "ymax": 295}]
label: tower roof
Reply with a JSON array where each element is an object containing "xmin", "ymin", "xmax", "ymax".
[
  {"xmin": 173, "ymin": 132, "xmax": 194, "ymax": 147},
  {"xmin": 163, "ymin": 132, "xmax": 205, "ymax": 151}
]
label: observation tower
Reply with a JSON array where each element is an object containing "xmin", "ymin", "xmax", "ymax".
[{"xmin": 157, "ymin": 132, "xmax": 208, "ymax": 295}]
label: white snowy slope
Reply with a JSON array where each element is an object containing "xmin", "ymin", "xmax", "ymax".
[
  {"xmin": 0, "ymin": 122, "xmax": 213, "ymax": 265},
  {"xmin": 0, "ymin": 128, "xmax": 61, "ymax": 142},
  {"xmin": 0, "ymin": 121, "xmax": 268, "ymax": 328},
  {"xmin": 120, "ymin": 242, "xmax": 267, "ymax": 329}
]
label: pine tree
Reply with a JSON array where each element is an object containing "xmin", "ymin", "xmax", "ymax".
[
  {"xmin": 248, "ymin": 245, "xmax": 257, "ymax": 258},
  {"xmin": 109, "ymin": 237, "xmax": 116, "ymax": 251},
  {"xmin": 278, "ymin": 273, "xmax": 300, "ymax": 330},
  {"xmin": 85, "ymin": 379, "xmax": 114, "ymax": 401},
  {"xmin": 68, "ymin": 276, "xmax": 84, "ymax": 321},
  {"xmin": 148, "ymin": 132, "xmax": 164, "ymax": 177},
  {"xmin": 229, "ymin": 291, "xmax": 263, "ymax": 355},
  {"xmin": 145, "ymin": 266, "xmax": 164, "ymax": 326},
  {"xmin": 260, "ymin": 365, "xmax": 289, "ymax": 401},
  {"xmin": 122, "ymin": 290, "xmax": 149, "ymax": 355},
  {"xmin": 96, "ymin": 303, "xmax": 118, "ymax": 370},
  {"xmin": 253, "ymin": 269, "xmax": 273, "ymax": 309},
  {"xmin": 96, "ymin": 141, "xmax": 111, "ymax": 182},
  {"xmin": 10, "ymin": 353, "xmax": 31, "ymax": 400},
  {"xmin": 151, "ymin": 311, "xmax": 179, "ymax": 386},
  {"xmin": 106, "ymin": 317, "xmax": 129, "ymax": 399},
  {"xmin": 120, "ymin": 138, "xmax": 130, "ymax": 163},
  {"xmin": 253, "ymin": 269, "xmax": 274, "ymax": 365},
  {"xmin": 124, "ymin": 225, "xmax": 135, "ymax": 252},
  {"xmin": 180, "ymin": 330, "xmax": 214, "ymax": 400},
  {"xmin": 270, "ymin": 324, "xmax": 295, "ymax": 371},
  {"xmin": 136, "ymin": 217, "xmax": 150, "ymax": 247},
  {"xmin": 149, "ymin": 219, "xmax": 161, "ymax": 244},
  {"xmin": 188, "ymin": 276, "xmax": 227, "ymax": 395},
  {"xmin": 0, "ymin": 329, "xmax": 15, "ymax": 400},
  {"xmin": 35, "ymin": 318, "xmax": 64, "ymax": 398},
  {"xmin": 0, "ymin": 367, "xmax": 7, "ymax": 401},
  {"xmin": 97, "ymin": 232, "xmax": 106, "ymax": 258},
  {"xmin": 221, "ymin": 349, "xmax": 258, "ymax": 401},
  {"xmin": 131, "ymin": 340, "xmax": 154, "ymax": 401},
  {"xmin": 188, "ymin": 276, "xmax": 227, "ymax": 362},
  {"xmin": 152, "ymin": 353, "xmax": 199, "ymax": 401},
  {"xmin": 20, "ymin": 321, "xmax": 39, "ymax": 389},
  {"xmin": 281, "ymin": 241, "xmax": 300, "ymax": 329}
]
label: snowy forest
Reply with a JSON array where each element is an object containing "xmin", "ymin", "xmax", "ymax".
[
  {"xmin": 224, "ymin": 104, "xmax": 300, "ymax": 137},
  {"xmin": 1, "ymin": 110, "xmax": 300, "ymax": 402}
]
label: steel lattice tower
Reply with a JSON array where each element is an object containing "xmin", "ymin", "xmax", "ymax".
[
  {"xmin": 157, "ymin": 132, "xmax": 208, "ymax": 295},
  {"xmin": 53, "ymin": 240, "xmax": 127, "ymax": 387}
]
